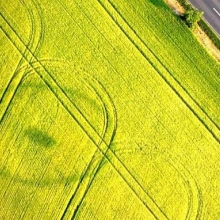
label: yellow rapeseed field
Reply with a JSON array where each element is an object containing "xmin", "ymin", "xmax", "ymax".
[{"xmin": 1, "ymin": 0, "xmax": 220, "ymax": 219}]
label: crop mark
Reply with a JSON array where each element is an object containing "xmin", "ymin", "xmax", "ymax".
[
  {"xmin": 3, "ymin": 158, "xmax": 56, "ymax": 219},
  {"xmin": 1, "ymin": 10, "xmax": 168, "ymax": 220},
  {"xmin": 24, "ymin": 128, "xmax": 56, "ymax": 148},
  {"xmin": 0, "ymin": 60, "xmax": 80, "ymax": 179},
  {"xmin": 1, "ymin": 130, "xmax": 55, "ymax": 218},
  {"xmin": 167, "ymin": 159, "xmax": 203, "ymax": 220},
  {"xmin": 97, "ymin": 0, "xmax": 220, "ymax": 144}
]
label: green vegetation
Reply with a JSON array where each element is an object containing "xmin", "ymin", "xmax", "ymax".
[
  {"xmin": 0, "ymin": 0, "xmax": 220, "ymax": 219},
  {"xmin": 183, "ymin": 4, "xmax": 203, "ymax": 29},
  {"xmin": 176, "ymin": 0, "xmax": 189, "ymax": 7}
]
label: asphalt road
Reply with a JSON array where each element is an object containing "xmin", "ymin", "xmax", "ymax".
[{"xmin": 189, "ymin": 0, "xmax": 220, "ymax": 36}]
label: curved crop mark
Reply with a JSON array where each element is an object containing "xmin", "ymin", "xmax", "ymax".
[
  {"xmin": 167, "ymin": 160, "xmax": 203, "ymax": 220},
  {"xmin": 29, "ymin": 0, "xmax": 45, "ymax": 56}
]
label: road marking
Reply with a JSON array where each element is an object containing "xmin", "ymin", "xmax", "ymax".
[{"xmin": 213, "ymin": 8, "xmax": 220, "ymax": 16}]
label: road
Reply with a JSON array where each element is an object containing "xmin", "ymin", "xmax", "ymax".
[{"xmin": 189, "ymin": 0, "xmax": 220, "ymax": 36}]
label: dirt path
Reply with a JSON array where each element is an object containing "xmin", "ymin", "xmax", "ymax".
[{"xmin": 164, "ymin": 0, "xmax": 220, "ymax": 62}]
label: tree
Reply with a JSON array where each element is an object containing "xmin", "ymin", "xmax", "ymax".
[{"xmin": 183, "ymin": 5, "xmax": 204, "ymax": 29}]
